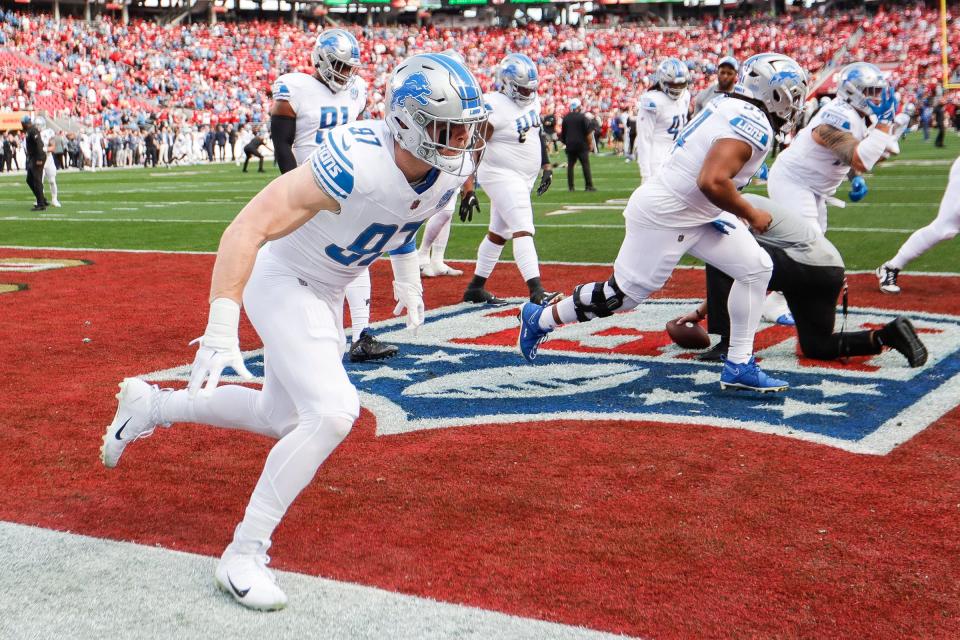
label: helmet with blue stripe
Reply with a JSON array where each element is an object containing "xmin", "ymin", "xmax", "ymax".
[
  {"xmin": 497, "ymin": 53, "xmax": 539, "ymax": 107},
  {"xmin": 386, "ymin": 53, "xmax": 488, "ymax": 177},
  {"xmin": 311, "ymin": 29, "xmax": 361, "ymax": 93},
  {"xmin": 836, "ymin": 62, "xmax": 889, "ymax": 116},
  {"xmin": 655, "ymin": 58, "xmax": 690, "ymax": 100},
  {"xmin": 733, "ymin": 53, "xmax": 809, "ymax": 135}
]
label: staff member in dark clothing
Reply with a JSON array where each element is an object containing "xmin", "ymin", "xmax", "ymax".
[
  {"xmin": 144, "ymin": 129, "xmax": 159, "ymax": 167},
  {"xmin": 677, "ymin": 194, "xmax": 927, "ymax": 367},
  {"xmin": 1, "ymin": 133, "xmax": 12, "ymax": 172},
  {"xmin": 934, "ymin": 98, "xmax": 946, "ymax": 148},
  {"xmin": 242, "ymin": 131, "xmax": 271, "ymax": 173},
  {"xmin": 542, "ymin": 111, "xmax": 558, "ymax": 153},
  {"xmin": 22, "ymin": 116, "xmax": 48, "ymax": 211},
  {"xmin": 560, "ymin": 99, "xmax": 595, "ymax": 192},
  {"xmin": 215, "ymin": 125, "xmax": 227, "ymax": 161},
  {"xmin": 228, "ymin": 125, "xmax": 238, "ymax": 161}
]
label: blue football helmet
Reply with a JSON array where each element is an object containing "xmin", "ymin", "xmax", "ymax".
[
  {"xmin": 497, "ymin": 53, "xmax": 539, "ymax": 107},
  {"xmin": 733, "ymin": 53, "xmax": 809, "ymax": 135},
  {"xmin": 385, "ymin": 53, "xmax": 488, "ymax": 177},
  {"xmin": 311, "ymin": 29, "xmax": 361, "ymax": 93},
  {"xmin": 836, "ymin": 62, "xmax": 889, "ymax": 116},
  {"xmin": 655, "ymin": 58, "xmax": 690, "ymax": 100}
]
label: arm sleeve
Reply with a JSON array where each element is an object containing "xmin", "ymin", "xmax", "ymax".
[
  {"xmin": 539, "ymin": 130, "xmax": 550, "ymax": 166},
  {"xmin": 270, "ymin": 114, "xmax": 298, "ymax": 174}
]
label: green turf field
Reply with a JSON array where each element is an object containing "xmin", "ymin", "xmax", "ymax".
[{"xmin": 1, "ymin": 136, "xmax": 957, "ymax": 272}]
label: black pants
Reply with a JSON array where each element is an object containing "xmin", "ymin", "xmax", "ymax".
[
  {"xmin": 705, "ymin": 249, "xmax": 881, "ymax": 361},
  {"xmin": 243, "ymin": 150, "xmax": 264, "ymax": 172},
  {"xmin": 144, "ymin": 147, "xmax": 159, "ymax": 167},
  {"xmin": 935, "ymin": 125, "xmax": 946, "ymax": 147},
  {"xmin": 2, "ymin": 153, "xmax": 10, "ymax": 172},
  {"xmin": 26, "ymin": 162, "xmax": 46, "ymax": 206},
  {"xmin": 565, "ymin": 147, "xmax": 593, "ymax": 190}
]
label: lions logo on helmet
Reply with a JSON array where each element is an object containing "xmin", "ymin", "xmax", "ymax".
[
  {"xmin": 655, "ymin": 58, "xmax": 690, "ymax": 101},
  {"xmin": 386, "ymin": 53, "xmax": 487, "ymax": 177},
  {"xmin": 836, "ymin": 62, "xmax": 889, "ymax": 116},
  {"xmin": 312, "ymin": 29, "xmax": 361, "ymax": 94},
  {"xmin": 497, "ymin": 53, "xmax": 539, "ymax": 107},
  {"xmin": 733, "ymin": 53, "xmax": 809, "ymax": 135}
]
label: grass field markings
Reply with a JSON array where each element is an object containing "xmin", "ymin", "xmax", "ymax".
[
  {"xmin": 882, "ymin": 159, "xmax": 956, "ymax": 167},
  {"xmin": 111, "ymin": 207, "xmax": 140, "ymax": 211},
  {"xmin": 545, "ymin": 205, "xmax": 623, "ymax": 216},
  {"xmin": 76, "ymin": 210, "xmax": 105, "ymax": 214}
]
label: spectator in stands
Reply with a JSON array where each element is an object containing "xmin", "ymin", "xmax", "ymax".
[{"xmin": 560, "ymin": 99, "xmax": 595, "ymax": 192}]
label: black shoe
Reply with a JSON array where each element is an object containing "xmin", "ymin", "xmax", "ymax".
[
  {"xmin": 530, "ymin": 289, "xmax": 561, "ymax": 305},
  {"xmin": 463, "ymin": 287, "xmax": 507, "ymax": 306},
  {"xmin": 242, "ymin": 169, "xmax": 248, "ymax": 173},
  {"xmin": 349, "ymin": 330, "xmax": 400, "ymax": 363},
  {"xmin": 568, "ymin": 187, "xmax": 575, "ymax": 192},
  {"xmin": 31, "ymin": 204, "xmax": 46, "ymax": 211},
  {"xmin": 878, "ymin": 317, "xmax": 928, "ymax": 368},
  {"xmin": 697, "ymin": 339, "xmax": 728, "ymax": 362},
  {"xmin": 585, "ymin": 186, "xmax": 597, "ymax": 192}
]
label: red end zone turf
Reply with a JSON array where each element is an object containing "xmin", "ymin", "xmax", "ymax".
[{"xmin": 1, "ymin": 248, "xmax": 958, "ymax": 638}]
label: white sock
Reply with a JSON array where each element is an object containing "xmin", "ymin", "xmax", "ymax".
[
  {"xmin": 475, "ymin": 237, "xmax": 504, "ymax": 279},
  {"xmin": 726, "ymin": 279, "xmax": 767, "ymax": 364},
  {"xmin": 345, "ymin": 271, "xmax": 371, "ymax": 337},
  {"xmin": 512, "ymin": 235, "xmax": 540, "ymax": 282},
  {"xmin": 234, "ymin": 416, "xmax": 354, "ymax": 545},
  {"xmin": 431, "ymin": 242, "xmax": 447, "ymax": 266}
]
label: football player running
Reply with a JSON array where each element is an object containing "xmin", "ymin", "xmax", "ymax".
[
  {"xmin": 460, "ymin": 53, "xmax": 556, "ymax": 306},
  {"xmin": 270, "ymin": 28, "xmax": 399, "ymax": 363},
  {"xmin": 876, "ymin": 154, "xmax": 960, "ymax": 294},
  {"xmin": 101, "ymin": 53, "xmax": 487, "ymax": 611},
  {"xmin": 768, "ymin": 62, "xmax": 899, "ymax": 235},
  {"xmin": 634, "ymin": 58, "xmax": 691, "ymax": 183},
  {"xmin": 518, "ymin": 53, "xmax": 809, "ymax": 393}
]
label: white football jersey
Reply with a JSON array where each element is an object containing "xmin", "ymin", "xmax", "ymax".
[
  {"xmin": 40, "ymin": 128, "xmax": 55, "ymax": 146},
  {"xmin": 271, "ymin": 72, "xmax": 368, "ymax": 166},
  {"xmin": 772, "ymin": 98, "xmax": 868, "ymax": 195},
  {"xmin": 634, "ymin": 89, "xmax": 690, "ymax": 180},
  {"xmin": 268, "ymin": 120, "xmax": 470, "ymax": 289},
  {"xmin": 477, "ymin": 91, "xmax": 543, "ymax": 186},
  {"xmin": 628, "ymin": 94, "xmax": 774, "ymax": 228}
]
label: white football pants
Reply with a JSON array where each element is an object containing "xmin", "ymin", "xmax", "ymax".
[
  {"xmin": 767, "ymin": 162, "xmax": 827, "ymax": 234},
  {"xmin": 887, "ymin": 156, "xmax": 960, "ymax": 270}
]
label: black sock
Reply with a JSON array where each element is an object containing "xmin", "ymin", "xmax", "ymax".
[
  {"xmin": 468, "ymin": 275, "xmax": 487, "ymax": 290},
  {"xmin": 526, "ymin": 277, "xmax": 544, "ymax": 294}
]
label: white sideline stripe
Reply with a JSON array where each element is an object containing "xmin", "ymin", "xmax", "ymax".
[
  {"xmin": 0, "ymin": 521, "xmax": 635, "ymax": 640},
  {"xmin": 0, "ymin": 244, "xmax": 958, "ymax": 277}
]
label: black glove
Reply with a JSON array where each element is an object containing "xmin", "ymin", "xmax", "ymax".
[
  {"xmin": 536, "ymin": 168, "xmax": 553, "ymax": 196},
  {"xmin": 459, "ymin": 190, "xmax": 480, "ymax": 222}
]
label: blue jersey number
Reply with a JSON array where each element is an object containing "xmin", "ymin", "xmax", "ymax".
[
  {"xmin": 515, "ymin": 110, "xmax": 541, "ymax": 143},
  {"xmin": 348, "ymin": 126, "xmax": 382, "ymax": 147},
  {"xmin": 325, "ymin": 221, "xmax": 422, "ymax": 267},
  {"xmin": 674, "ymin": 109, "xmax": 711, "ymax": 149},
  {"xmin": 666, "ymin": 115, "xmax": 687, "ymax": 141},
  {"xmin": 314, "ymin": 106, "xmax": 350, "ymax": 144}
]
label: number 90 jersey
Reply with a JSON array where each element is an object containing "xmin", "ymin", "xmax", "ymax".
[
  {"xmin": 268, "ymin": 120, "xmax": 471, "ymax": 289},
  {"xmin": 271, "ymin": 72, "xmax": 368, "ymax": 166},
  {"xmin": 477, "ymin": 92, "xmax": 543, "ymax": 186},
  {"xmin": 630, "ymin": 95, "xmax": 774, "ymax": 228}
]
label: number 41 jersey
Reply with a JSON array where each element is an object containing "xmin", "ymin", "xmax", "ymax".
[
  {"xmin": 271, "ymin": 72, "xmax": 368, "ymax": 166},
  {"xmin": 477, "ymin": 92, "xmax": 543, "ymax": 187},
  {"xmin": 268, "ymin": 120, "xmax": 470, "ymax": 289}
]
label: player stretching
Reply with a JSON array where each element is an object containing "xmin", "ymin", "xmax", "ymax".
[
  {"xmin": 101, "ymin": 53, "xmax": 487, "ymax": 610},
  {"xmin": 877, "ymin": 155, "xmax": 960, "ymax": 293},
  {"xmin": 634, "ymin": 58, "xmax": 690, "ymax": 183},
  {"xmin": 461, "ymin": 53, "xmax": 555, "ymax": 305},
  {"xmin": 270, "ymin": 29, "xmax": 398, "ymax": 363},
  {"xmin": 518, "ymin": 54, "xmax": 809, "ymax": 392}
]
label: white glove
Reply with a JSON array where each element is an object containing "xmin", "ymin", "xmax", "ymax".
[
  {"xmin": 187, "ymin": 298, "xmax": 253, "ymax": 398},
  {"xmin": 392, "ymin": 281, "xmax": 424, "ymax": 331}
]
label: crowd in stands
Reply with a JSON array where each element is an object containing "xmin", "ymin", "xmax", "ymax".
[{"xmin": 0, "ymin": 4, "xmax": 957, "ymax": 164}]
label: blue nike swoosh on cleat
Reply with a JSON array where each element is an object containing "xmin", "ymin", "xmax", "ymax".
[
  {"xmin": 228, "ymin": 575, "xmax": 251, "ymax": 598},
  {"xmin": 114, "ymin": 417, "xmax": 132, "ymax": 441}
]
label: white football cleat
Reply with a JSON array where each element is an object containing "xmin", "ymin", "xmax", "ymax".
[
  {"xmin": 100, "ymin": 378, "xmax": 163, "ymax": 468},
  {"xmin": 215, "ymin": 543, "xmax": 288, "ymax": 611},
  {"xmin": 51, "ymin": 200, "xmax": 62, "ymax": 208},
  {"xmin": 422, "ymin": 262, "xmax": 463, "ymax": 277},
  {"xmin": 876, "ymin": 265, "xmax": 901, "ymax": 294}
]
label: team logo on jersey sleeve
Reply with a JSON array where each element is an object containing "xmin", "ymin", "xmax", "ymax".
[
  {"xmin": 141, "ymin": 299, "xmax": 960, "ymax": 457},
  {"xmin": 437, "ymin": 189, "xmax": 456, "ymax": 209}
]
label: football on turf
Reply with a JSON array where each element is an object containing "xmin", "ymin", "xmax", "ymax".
[{"xmin": 665, "ymin": 318, "xmax": 711, "ymax": 350}]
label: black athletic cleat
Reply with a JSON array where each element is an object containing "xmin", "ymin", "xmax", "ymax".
[
  {"xmin": 879, "ymin": 317, "xmax": 928, "ymax": 368},
  {"xmin": 463, "ymin": 287, "xmax": 507, "ymax": 306},
  {"xmin": 697, "ymin": 339, "xmax": 728, "ymax": 362},
  {"xmin": 31, "ymin": 204, "xmax": 46, "ymax": 211},
  {"xmin": 349, "ymin": 330, "xmax": 399, "ymax": 363},
  {"xmin": 530, "ymin": 289, "xmax": 561, "ymax": 305}
]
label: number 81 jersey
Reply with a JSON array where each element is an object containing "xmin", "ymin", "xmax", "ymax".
[
  {"xmin": 271, "ymin": 72, "xmax": 368, "ymax": 166},
  {"xmin": 268, "ymin": 120, "xmax": 471, "ymax": 289},
  {"xmin": 477, "ymin": 92, "xmax": 543, "ymax": 186}
]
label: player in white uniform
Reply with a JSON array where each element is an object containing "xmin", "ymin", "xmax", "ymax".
[
  {"xmin": 518, "ymin": 54, "xmax": 809, "ymax": 393},
  {"xmin": 269, "ymin": 29, "xmax": 395, "ymax": 363},
  {"xmin": 769, "ymin": 63, "xmax": 899, "ymax": 235},
  {"xmin": 38, "ymin": 120, "xmax": 61, "ymax": 207},
  {"xmin": 876, "ymin": 155, "xmax": 960, "ymax": 294},
  {"xmin": 460, "ymin": 53, "xmax": 555, "ymax": 305},
  {"xmin": 634, "ymin": 58, "xmax": 691, "ymax": 182},
  {"xmin": 100, "ymin": 53, "xmax": 487, "ymax": 611}
]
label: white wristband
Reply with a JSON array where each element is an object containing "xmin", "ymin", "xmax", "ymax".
[
  {"xmin": 203, "ymin": 298, "xmax": 241, "ymax": 350},
  {"xmin": 856, "ymin": 128, "xmax": 894, "ymax": 172},
  {"xmin": 390, "ymin": 251, "xmax": 422, "ymax": 290}
]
